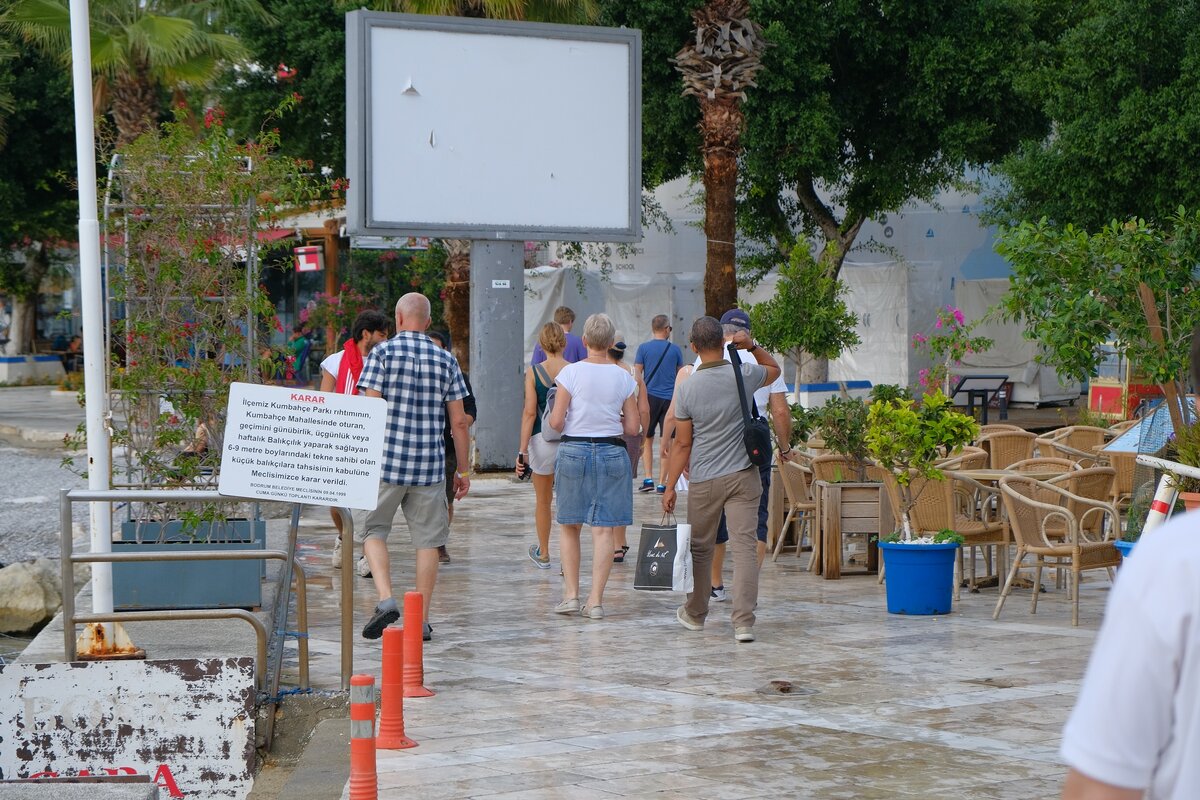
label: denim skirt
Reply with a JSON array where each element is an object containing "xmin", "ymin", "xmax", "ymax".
[{"xmin": 554, "ymin": 440, "xmax": 633, "ymax": 527}]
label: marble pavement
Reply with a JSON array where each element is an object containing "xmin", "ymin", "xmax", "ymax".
[{"xmin": 282, "ymin": 475, "xmax": 1110, "ymax": 800}]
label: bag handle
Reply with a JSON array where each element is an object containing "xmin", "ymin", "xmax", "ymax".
[
  {"xmin": 727, "ymin": 342, "xmax": 761, "ymax": 423},
  {"xmin": 659, "ymin": 512, "xmax": 676, "ymax": 526}
]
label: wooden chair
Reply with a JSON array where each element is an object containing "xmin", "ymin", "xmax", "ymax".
[
  {"xmin": 771, "ymin": 459, "xmax": 818, "ymax": 562},
  {"xmin": 995, "ymin": 475, "xmax": 1122, "ymax": 626},
  {"xmin": 978, "ymin": 430, "xmax": 1036, "ymax": 469},
  {"xmin": 878, "ymin": 470, "xmax": 1007, "ymax": 593}
]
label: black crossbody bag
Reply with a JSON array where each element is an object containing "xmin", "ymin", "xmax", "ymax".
[{"xmin": 727, "ymin": 343, "xmax": 772, "ymax": 467}]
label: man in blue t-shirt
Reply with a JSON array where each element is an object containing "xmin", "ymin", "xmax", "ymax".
[
  {"xmin": 634, "ymin": 314, "xmax": 684, "ymax": 492},
  {"xmin": 531, "ymin": 305, "xmax": 587, "ymax": 364}
]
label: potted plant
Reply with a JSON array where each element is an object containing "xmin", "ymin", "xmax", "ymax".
[
  {"xmin": 70, "ymin": 101, "xmax": 324, "ymax": 609},
  {"xmin": 814, "ymin": 396, "xmax": 871, "ymax": 481},
  {"xmin": 1166, "ymin": 420, "xmax": 1200, "ymax": 512},
  {"xmin": 866, "ymin": 390, "xmax": 979, "ymax": 614}
]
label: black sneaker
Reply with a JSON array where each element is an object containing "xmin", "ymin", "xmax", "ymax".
[
  {"xmin": 361, "ymin": 601, "xmax": 399, "ymax": 639},
  {"xmin": 423, "ymin": 622, "xmax": 433, "ymax": 642}
]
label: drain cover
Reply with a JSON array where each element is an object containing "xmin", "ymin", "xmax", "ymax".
[{"xmin": 756, "ymin": 679, "xmax": 817, "ymax": 697}]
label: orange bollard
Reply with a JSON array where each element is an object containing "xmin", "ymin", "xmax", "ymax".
[
  {"xmin": 377, "ymin": 627, "xmax": 417, "ymax": 749},
  {"xmin": 348, "ymin": 674, "xmax": 377, "ymax": 800},
  {"xmin": 402, "ymin": 590, "xmax": 434, "ymax": 698}
]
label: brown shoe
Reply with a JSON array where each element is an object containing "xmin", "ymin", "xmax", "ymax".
[{"xmin": 437, "ymin": 545, "xmax": 451, "ymax": 564}]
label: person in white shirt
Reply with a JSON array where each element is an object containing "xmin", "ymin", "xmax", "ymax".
[
  {"xmin": 319, "ymin": 310, "xmax": 390, "ymax": 569},
  {"xmin": 1059, "ymin": 512, "xmax": 1200, "ymax": 800},
  {"xmin": 545, "ymin": 313, "xmax": 640, "ymax": 620}
]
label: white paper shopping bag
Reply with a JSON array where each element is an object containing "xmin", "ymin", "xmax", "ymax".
[{"xmin": 672, "ymin": 523, "xmax": 693, "ymax": 592}]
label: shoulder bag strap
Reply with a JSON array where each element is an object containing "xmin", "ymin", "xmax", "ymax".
[
  {"xmin": 532, "ymin": 362, "xmax": 552, "ymax": 388},
  {"xmin": 726, "ymin": 342, "xmax": 761, "ymax": 422},
  {"xmin": 643, "ymin": 340, "xmax": 673, "ymax": 385}
]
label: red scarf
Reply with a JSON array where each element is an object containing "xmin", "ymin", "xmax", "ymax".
[{"xmin": 335, "ymin": 339, "xmax": 364, "ymax": 395}]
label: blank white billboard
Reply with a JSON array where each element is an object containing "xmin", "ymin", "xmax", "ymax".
[{"xmin": 346, "ymin": 12, "xmax": 641, "ymax": 242}]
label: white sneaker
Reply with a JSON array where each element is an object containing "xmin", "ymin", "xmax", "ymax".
[
  {"xmin": 356, "ymin": 555, "xmax": 372, "ymax": 578},
  {"xmin": 734, "ymin": 627, "xmax": 755, "ymax": 643},
  {"xmin": 553, "ymin": 598, "xmax": 580, "ymax": 614},
  {"xmin": 710, "ymin": 585, "xmax": 727, "ymax": 602},
  {"xmin": 332, "ymin": 536, "xmax": 342, "ymax": 569}
]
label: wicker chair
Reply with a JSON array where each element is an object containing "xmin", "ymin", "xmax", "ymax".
[
  {"xmin": 978, "ymin": 430, "xmax": 1037, "ymax": 469},
  {"xmin": 879, "ymin": 470, "xmax": 1007, "ymax": 593},
  {"xmin": 1036, "ymin": 425, "xmax": 1112, "ymax": 465},
  {"xmin": 1048, "ymin": 466, "xmax": 1117, "ymax": 538},
  {"xmin": 811, "ymin": 454, "xmax": 865, "ymax": 483},
  {"xmin": 1008, "ymin": 457, "xmax": 1079, "ymax": 475},
  {"xmin": 995, "ymin": 475, "xmax": 1122, "ymax": 626},
  {"xmin": 771, "ymin": 459, "xmax": 818, "ymax": 562},
  {"xmin": 937, "ymin": 446, "xmax": 988, "ymax": 471},
  {"xmin": 977, "ymin": 423, "xmax": 1024, "ymax": 437},
  {"xmin": 1108, "ymin": 419, "xmax": 1139, "ymax": 435},
  {"xmin": 1098, "ymin": 449, "xmax": 1138, "ymax": 512}
]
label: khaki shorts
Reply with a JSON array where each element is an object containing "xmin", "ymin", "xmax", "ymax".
[{"xmin": 354, "ymin": 482, "xmax": 449, "ymax": 549}]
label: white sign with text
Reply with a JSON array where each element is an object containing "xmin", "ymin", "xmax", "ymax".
[{"xmin": 219, "ymin": 382, "xmax": 386, "ymax": 509}]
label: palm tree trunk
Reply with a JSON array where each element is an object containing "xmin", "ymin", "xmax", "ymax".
[
  {"xmin": 701, "ymin": 96, "xmax": 743, "ymax": 316},
  {"xmin": 443, "ymin": 239, "xmax": 471, "ymax": 371},
  {"xmin": 110, "ymin": 67, "xmax": 159, "ymax": 148}
]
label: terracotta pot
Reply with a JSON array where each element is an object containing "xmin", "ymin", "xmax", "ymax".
[{"xmin": 1180, "ymin": 491, "xmax": 1200, "ymax": 513}]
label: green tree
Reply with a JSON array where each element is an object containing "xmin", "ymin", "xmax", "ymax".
[
  {"xmin": 0, "ymin": 37, "xmax": 16, "ymax": 148},
  {"xmin": 2, "ymin": 0, "xmax": 270, "ymax": 146},
  {"xmin": 739, "ymin": 0, "xmax": 1056, "ymax": 277},
  {"xmin": 748, "ymin": 246, "xmax": 859, "ymax": 380},
  {"xmin": 0, "ymin": 44, "xmax": 77, "ymax": 355},
  {"xmin": 987, "ymin": 0, "xmax": 1200, "ymax": 229},
  {"xmin": 994, "ymin": 212, "xmax": 1200, "ymax": 431},
  {"xmin": 222, "ymin": 0, "xmax": 346, "ymax": 172},
  {"xmin": 608, "ymin": 0, "xmax": 1057, "ymax": 380}
]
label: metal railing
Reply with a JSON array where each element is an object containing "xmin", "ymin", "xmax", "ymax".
[{"xmin": 59, "ymin": 489, "xmax": 310, "ymax": 696}]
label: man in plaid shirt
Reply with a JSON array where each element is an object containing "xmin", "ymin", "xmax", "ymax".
[{"xmin": 355, "ymin": 292, "xmax": 472, "ymax": 640}]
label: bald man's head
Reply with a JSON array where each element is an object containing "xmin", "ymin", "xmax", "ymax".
[{"xmin": 394, "ymin": 293, "xmax": 431, "ymax": 332}]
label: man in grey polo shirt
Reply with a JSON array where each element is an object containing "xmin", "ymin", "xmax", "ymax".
[{"xmin": 662, "ymin": 315, "xmax": 780, "ymax": 642}]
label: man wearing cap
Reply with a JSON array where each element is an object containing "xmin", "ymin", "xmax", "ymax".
[
  {"xmin": 662, "ymin": 315, "xmax": 782, "ymax": 642},
  {"xmin": 696, "ymin": 308, "xmax": 794, "ymax": 599}
]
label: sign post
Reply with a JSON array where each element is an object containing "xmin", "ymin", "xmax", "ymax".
[{"xmin": 218, "ymin": 382, "xmax": 386, "ymax": 509}]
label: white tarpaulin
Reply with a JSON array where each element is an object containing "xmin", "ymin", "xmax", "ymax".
[
  {"xmin": 523, "ymin": 267, "xmax": 703, "ymax": 364},
  {"xmin": 829, "ymin": 261, "xmax": 942, "ymax": 388},
  {"xmin": 956, "ymin": 279, "xmax": 1079, "ymax": 404}
]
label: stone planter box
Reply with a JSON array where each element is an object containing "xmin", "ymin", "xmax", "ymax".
[{"xmin": 113, "ymin": 519, "xmax": 265, "ymax": 610}]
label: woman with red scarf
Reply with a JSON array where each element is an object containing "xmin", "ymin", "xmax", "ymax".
[{"xmin": 321, "ymin": 310, "xmax": 391, "ymax": 567}]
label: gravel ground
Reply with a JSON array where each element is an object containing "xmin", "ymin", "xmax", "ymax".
[{"xmin": 0, "ymin": 445, "xmax": 90, "ymax": 566}]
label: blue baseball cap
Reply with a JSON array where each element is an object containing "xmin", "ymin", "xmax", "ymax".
[{"xmin": 719, "ymin": 308, "xmax": 751, "ymax": 331}]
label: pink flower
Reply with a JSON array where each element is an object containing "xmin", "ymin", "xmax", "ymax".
[
  {"xmin": 934, "ymin": 318, "xmax": 943, "ymax": 329},
  {"xmin": 912, "ymin": 333, "xmax": 927, "ymax": 345},
  {"xmin": 952, "ymin": 308, "xmax": 965, "ymax": 326}
]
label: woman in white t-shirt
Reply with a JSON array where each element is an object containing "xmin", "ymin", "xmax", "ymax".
[
  {"xmin": 545, "ymin": 313, "xmax": 640, "ymax": 620},
  {"xmin": 607, "ymin": 337, "xmax": 650, "ymax": 562}
]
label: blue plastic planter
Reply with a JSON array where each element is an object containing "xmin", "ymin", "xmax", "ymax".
[
  {"xmin": 1114, "ymin": 540, "xmax": 1135, "ymax": 558},
  {"xmin": 879, "ymin": 541, "xmax": 959, "ymax": 615}
]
